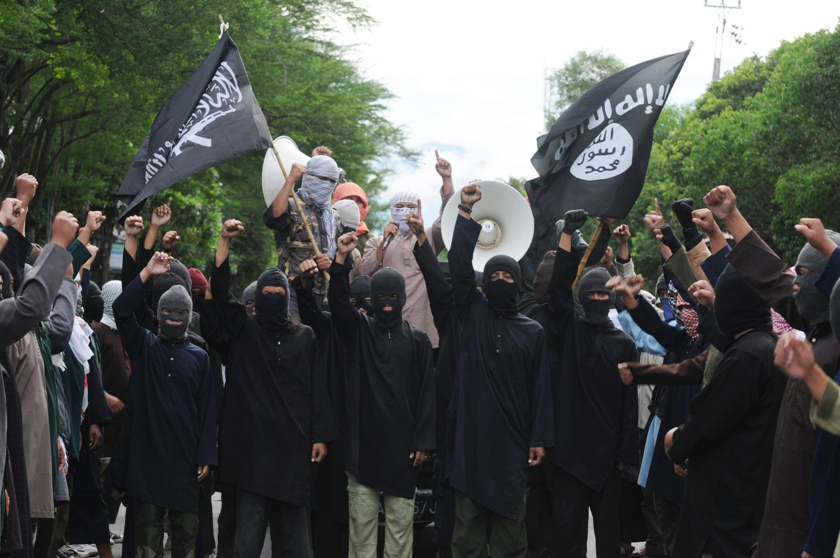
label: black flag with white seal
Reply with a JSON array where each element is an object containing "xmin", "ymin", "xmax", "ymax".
[
  {"xmin": 529, "ymin": 48, "xmax": 690, "ymax": 222},
  {"xmin": 117, "ymin": 32, "xmax": 272, "ymax": 221}
]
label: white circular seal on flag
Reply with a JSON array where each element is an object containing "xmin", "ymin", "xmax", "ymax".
[{"xmin": 570, "ymin": 123, "xmax": 633, "ymax": 181}]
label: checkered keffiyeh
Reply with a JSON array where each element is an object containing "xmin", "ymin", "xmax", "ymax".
[
  {"xmin": 771, "ymin": 309, "xmax": 795, "ymax": 336},
  {"xmin": 675, "ymin": 294, "xmax": 700, "ymax": 340}
]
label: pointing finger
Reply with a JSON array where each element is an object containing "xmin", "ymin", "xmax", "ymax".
[{"xmin": 435, "ymin": 149, "xmax": 440, "ymax": 161}]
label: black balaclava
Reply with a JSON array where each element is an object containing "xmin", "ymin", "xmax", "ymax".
[
  {"xmin": 157, "ymin": 285, "xmax": 193, "ymax": 342},
  {"xmin": 830, "ymin": 278, "xmax": 840, "ymax": 345},
  {"xmin": 168, "ymin": 259, "xmax": 192, "ymax": 291},
  {"xmin": 153, "ymin": 273, "xmax": 188, "ymax": 312},
  {"xmin": 242, "ymin": 280, "xmax": 258, "ymax": 316},
  {"xmin": 714, "ymin": 264, "xmax": 772, "ymax": 340},
  {"xmin": 350, "ymin": 275, "xmax": 374, "ymax": 315},
  {"xmin": 793, "ymin": 230, "xmax": 840, "ymax": 325},
  {"xmin": 578, "ymin": 267, "xmax": 615, "ymax": 326},
  {"xmin": 255, "ymin": 268, "xmax": 290, "ymax": 331},
  {"xmin": 370, "ymin": 267, "xmax": 406, "ymax": 330},
  {"xmin": 84, "ymin": 281, "xmax": 104, "ymax": 323},
  {"xmin": 483, "ymin": 255, "xmax": 522, "ymax": 313},
  {"xmin": 534, "ymin": 251, "xmax": 556, "ymax": 305},
  {"xmin": 0, "ymin": 261, "xmax": 14, "ymax": 300}
]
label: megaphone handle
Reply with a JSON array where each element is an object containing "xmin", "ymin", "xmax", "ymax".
[
  {"xmin": 271, "ymin": 142, "xmax": 331, "ymax": 282},
  {"xmin": 572, "ymin": 220, "xmax": 605, "ymax": 288}
]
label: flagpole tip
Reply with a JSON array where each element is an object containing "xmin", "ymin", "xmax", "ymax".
[
  {"xmin": 687, "ymin": 41, "xmax": 695, "ymax": 50},
  {"xmin": 218, "ymin": 14, "xmax": 225, "ymax": 24},
  {"xmin": 218, "ymin": 15, "xmax": 230, "ymax": 38}
]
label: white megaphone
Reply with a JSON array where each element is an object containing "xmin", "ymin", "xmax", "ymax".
[
  {"xmin": 261, "ymin": 136, "xmax": 311, "ymax": 207},
  {"xmin": 441, "ymin": 180, "xmax": 534, "ymax": 272}
]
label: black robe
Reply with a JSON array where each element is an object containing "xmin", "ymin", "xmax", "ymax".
[
  {"xmin": 291, "ymin": 275, "xmax": 348, "ymax": 523},
  {"xmin": 445, "ymin": 216, "xmax": 554, "ymax": 520},
  {"xmin": 212, "ymin": 258, "xmax": 334, "ymax": 507},
  {"xmin": 328, "ymin": 259, "xmax": 436, "ymax": 499},
  {"xmin": 669, "ymin": 328, "xmax": 786, "ymax": 558},
  {"xmin": 536, "ymin": 248, "xmax": 638, "ymax": 492}
]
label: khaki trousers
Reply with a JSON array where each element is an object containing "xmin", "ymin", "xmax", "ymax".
[{"xmin": 346, "ymin": 472, "xmax": 415, "ymax": 558}]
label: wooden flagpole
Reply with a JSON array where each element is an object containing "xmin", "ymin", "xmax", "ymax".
[{"xmin": 572, "ymin": 219, "xmax": 605, "ymax": 287}]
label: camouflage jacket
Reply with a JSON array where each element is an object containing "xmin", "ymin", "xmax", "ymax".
[{"xmin": 263, "ymin": 197, "xmax": 342, "ymax": 296}]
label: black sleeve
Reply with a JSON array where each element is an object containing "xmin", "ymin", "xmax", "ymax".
[
  {"xmin": 628, "ymin": 296, "xmax": 690, "ymax": 353},
  {"xmin": 449, "ymin": 216, "xmax": 484, "ymax": 316},
  {"xmin": 210, "ymin": 258, "xmax": 247, "ymax": 340},
  {"xmin": 292, "ymin": 276, "xmax": 332, "ymax": 341},
  {"xmin": 548, "ymin": 247, "xmax": 581, "ymax": 320},
  {"xmin": 86, "ymin": 335, "xmax": 112, "ymax": 426},
  {"xmin": 326, "ymin": 259, "xmax": 362, "ymax": 343},
  {"xmin": 413, "ymin": 239, "xmax": 453, "ymax": 335},
  {"xmin": 263, "ymin": 203, "xmax": 292, "ymax": 232},
  {"xmin": 1, "ymin": 225, "xmax": 32, "ymax": 294}
]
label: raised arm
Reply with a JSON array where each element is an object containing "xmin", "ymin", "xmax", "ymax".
[
  {"xmin": 123, "ymin": 215, "xmax": 144, "ymax": 261},
  {"xmin": 408, "ymin": 205, "xmax": 453, "ymax": 333},
  {"xmin": 448, "ymin": 184, "xmax": 484, "ymax": 314},
  {"xmin": 0, "ymin": 212, "xmax": 77, "ymax": 348},
  {"xmin": 211, "ymin": 219, "xmax": 247, "ymax": 338},
  {"xmin": 619, "ymin": 348, "xmax": 708, "ymax": 386},
  {"xmin": 44, "ymin": 268, "xmax": 78, "ymax": 354},
  {"xmin": 269, "ymin": 163, "xmax": 305, "ymax": 219},
  {"xmin": 328, "ymin": 232, "xmax": 363, "ymax": 342},
  {"xmin": 426, "ymin": 150, "xmax": 455, "ymax": 255},
  {"xmin": 113, "ymin": 252, "xmax": 171, "ymax": 359},
  {"xmin": 548, "ymin": 209, "xmax": 588, "ymax": 318},
  {"xmin": 12, "ymin": 173, "xmax": 37, "ymax": 237},
  {"xmin": 144, "ymin": 199, "xmax": 172, "ymax": 251},
  {"xmin": 292, "ymin": 259, "xmax": 332, "ymax": 337}
]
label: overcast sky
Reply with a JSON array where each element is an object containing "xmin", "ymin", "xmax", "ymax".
[{"xmin": 333, "ymin": 1, "xmax": 840, "ymax": 232}]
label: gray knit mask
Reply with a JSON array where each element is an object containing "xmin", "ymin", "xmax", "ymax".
[
  {"xmin": 157, "ymin": 285, "xmax": 193, "ymax": 342},
  {"xmin": 793, "ymin": 230, "xmax": 840, "ymax": 325}
]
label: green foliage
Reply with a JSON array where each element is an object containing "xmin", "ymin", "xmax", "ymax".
[
  {"xmin": 0, "ymin": 0, "xmax": 413, "ymax": 294},
  {"xmin": 546, "ymin": 49, "xmax": 625, "ymax": 130}
]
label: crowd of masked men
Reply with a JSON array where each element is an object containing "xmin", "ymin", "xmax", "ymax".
[{"xmin": 1, "ymin": 145, "xmax": 840, "ymax": 558}]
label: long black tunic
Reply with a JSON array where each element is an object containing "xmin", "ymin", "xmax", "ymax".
[
  {"xmin": 445, "ymin": 216, "xmax": 554, "ymax": 520},
  {"xmin": 328, "ymin": 259, "xmax": 436, "ymax": 499},
  {"xmin": 212, "ymin": 258, "xmax": 334, "ymax": 507},
  {"xmin": 669, "ymin": 328, "xmax": 786, "ymax": 558},
  {"xmin": 537, "ymin": 248, "xmax": 638, "ymax": 492}
]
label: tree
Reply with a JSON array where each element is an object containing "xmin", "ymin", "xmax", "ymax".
[{"xmin": 545, "ymin": 49, "xmax": 625, "ymax": 129}]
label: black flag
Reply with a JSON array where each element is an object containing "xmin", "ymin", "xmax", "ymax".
[
  {"xmin": 117, "ymin": 33, "xmax": 272, "ymax": 221},
  {"xmin": 529, "ymin": 48, "xmax": 690, "ymax": 222}
]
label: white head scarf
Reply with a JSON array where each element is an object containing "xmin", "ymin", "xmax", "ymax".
[
  {"xmin": 390, "ymin": 190, "xmax": 420, "ymax": 238},
  {"xmin": 100, "ymin": 280, "xmax": 122, "ymax": 330}
]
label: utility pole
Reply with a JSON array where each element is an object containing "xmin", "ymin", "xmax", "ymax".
[{"xmin": 705, "ymin": 0, "xmax": 741, "ymax": 80}]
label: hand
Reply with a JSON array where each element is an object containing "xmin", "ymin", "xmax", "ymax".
[
  {"xmin": 289, "ymin": 163, "xmax": 306, "ymax": 182},
  {"xmin": 311, "ymin": 146, "xmax": 333, "ymax": 157},
  {"xmin": 613, "ymin": 224, "xmax": 631, "ymax": 245},
  {"xmin": 299, "ymin": 258, "xmax": 318, "ymax": 280},
  {"xmin": 89, "ymin": 424, "xmax": 102, "ymax": 450},
  {"xmin": 150, "ymin": 199, "xmax": 173, "ymax": 227},
  {"xmin": 57, "ymin": 438, "xmax": 66, "ymax": 472},
  {"xmin": 528, "ymin": 447, "xmax": 545, "ymax": 466},
  {"xmin": 795, "ymin": 218, "xmax": 837, "ymax": 258},
  {"xmin": 664, "ymin": 426, "xmax": 678, "ymax": 458},
  {"xmin": 689, "ymin": 280, "xmax": 715, "ymax": 310},
  {"xmin": 198, "ymin": 465, "xmax": 210, "ymax": 482},
  {"xmin": 597, "ymin": 217, "xmax": 614, "ymax": 227},
  {"xmin": 312, "ymin": 443, "xmax": 328, "ymax": 463},
  {"xmin": 383, "ymin": 220, "xmax": 399, "ymax": 239},
  {"xmin": 411, "ymin": 451, "xmax": 428, "ymax": 467},
  {"xmin": 434, "ymin": 149, "xmax": 452, "ymax": 178},
  {"xmin": 124, "ymin": 215, "xmax": 144, "ymax": 237},
  {"xmin": 105, "ymin": 393, "xmax": 124, "ymax": 415},
  {"xmin": 162, "ymin": 230, "xmax": 181, "ymax": 251},
  {"xmin": 84, "ymin": 210, "xmax": 106, "ymax": 233},
  {"xmin": 406, "ymin": 200, "xmax": 425, "ymax": 235},
  {"xmin": 337, "ymin": 232, "xmax": 358, "ymax": 256},
  {"xmin": 703, "ymin": 185, "xmax": 737, "ymax": 220},
  {"xmin": 691, "ymin": 208, "xmax": 718, "ymax": 235},
  {"xmin": 460, "ymin": 183, "xmax": 482, "ymax": 206},
  {"xmin": 83, "ymin": 244, "xmax": 99, "ymax": 269},
  {"xmin": 562, "ymin": 209, "xmax": 588, "ymax": 233},
  {"xmin": 15, "ymin": 173, "xmax": 38, "ymax": 203},
  {"xmin": 643, "ymin": 198, "xmax": 665, "ymax": 233},
  {"xmin": 655, "ymin": 224, "xmax": 682, "ymax": 253},
  {"xmin": 145, "ymin": 252, "xmax": 172, "ymax": 276},
  {"xmin": 50, "ymin": 211, "xmax": 80, "ymax": 249},
  {"xmin": 314, "ymin": 253, "xmax": 331, "ymax": 271},
  {"xmin": 220, "ymin": 219, "xmax": 244, "ymax": 239},
  {"xmin": 774, "ymin": 333, "xmax": 816, "ymax": 380},
  {"xmin": 0, "ymin": 198, "xmax": 23, "ymax": 227},
  {"xmin": 600, "ymin": 246, "xmax": 613, "ymax": 269},
  {"xmin": 674, "ymin": 463, "xmax": 688, "ymax": 477},
  {"xmin": 618, "ymin": 363, "xmax": 634, "ymax": 386}
]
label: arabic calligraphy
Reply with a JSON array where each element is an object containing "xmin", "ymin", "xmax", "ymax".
[
  {"xmin": 569, "ymin": 123, "xmax": 633, "ymax": 181},
  {"xmin": 145, "ymin": 61, "xmax": 244, "ymax": 184},
  {"xmin": 554, "ymin": 82, "xmax": 671, "ymax": 162}
]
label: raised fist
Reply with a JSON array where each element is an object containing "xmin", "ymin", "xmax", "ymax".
[
  {"xmin": 0, "ymin": 198, "xmax": 23, "ymax": 227},
  {"xmin": 460, "ymin": 183, "xmax": 482, "ymax": 206},
  {"xmin": 221, "ymin": 219, "xmax": 244, "ymax": 239},
  {"xmin": 162, "ymin": 230, "xmax": 181, "ymax": 251},
  {"xmin": 124, "ymin": 215, "xmax": 144, "ymax": 237},
  {"xmin": 562, "ymin": 209, "xmax": 588, "ymax": 233},
  {"xmin": 151, "ymin": 199, "xmax": 173, "ymax": 227},
  {"xmin": 703, "ymin": 185, "xmax": 737, "ymax": 220},
  {"xmin": 84, "ymin": 210, "xmax": 106, "ymax": 232},
  {"xmin": 337, "ymin": 232, "xmax": 358, "ymax": 256},
  {"xmin": 691, "ymin": 208, "xmax": 718, "ymax": 235},
  {"xmin": 50, "ymin": 211, "xmax": 79, "ymax": 249},
  {"xmin": 145, "ymin": 252, "xmax": 172, "ymax": 276},
  {"xmin": 15, "ymin": 174, "xmax": 38, "ymax": 202},
  {"xmin": 613, "ymin": 224, "xmax": 631, "ymax": 245}
]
